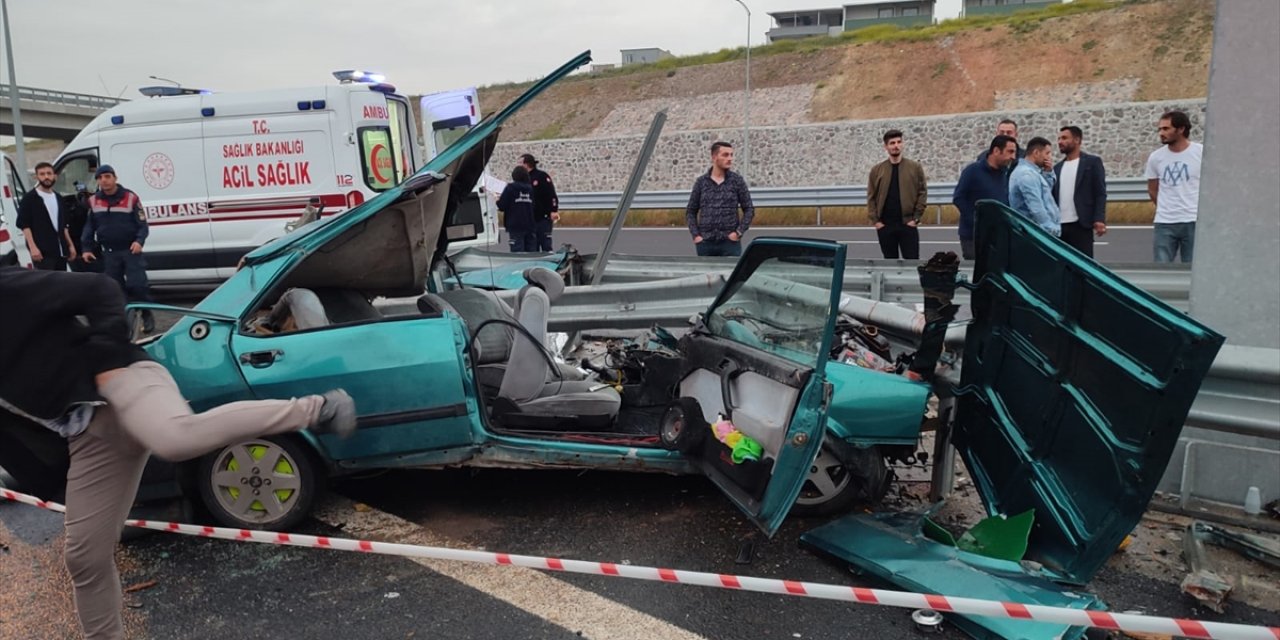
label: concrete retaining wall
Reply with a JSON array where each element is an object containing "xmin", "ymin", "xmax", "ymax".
[{"xmin": 490, "ymin": 99, "xmax": 1207, "ymax": 193}]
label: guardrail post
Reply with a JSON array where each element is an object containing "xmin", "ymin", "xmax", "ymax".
[
  {"xmin": 870, "ymin": 271, "xmax": 884, "ymax": 302},
  {"xmin": 935, "ymin": 205, "xmax": 942, "ymax": 226},
  {"xmin": 816, "ymin": 206, "xmax": 823, "ymax": 226}
]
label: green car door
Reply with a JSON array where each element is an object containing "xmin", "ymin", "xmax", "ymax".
[
  {"xmin": 680, "ymin": 238, "xmax": 848, "ymax": 536},
  {"xmin": 229, "ymin": 312, "xmax": 477, "ymax": 463}
]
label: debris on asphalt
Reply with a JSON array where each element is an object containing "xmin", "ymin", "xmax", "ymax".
[
  {"xmin": 123, "ymin": 579, "xmax": 158, "ymax": 593},
  {"xmin": 1121, "ymin": 632, "xmax": 1172, "ymax": 640},
  {"xmin": 911, "ymin": 608, "xmax": 945, "ymax": 633},
  {"xmin": 1190, "ymin": 521, "xmax": 1280, "ymax": 570},
  {"xmin": 1180, "ymin": 522, "xmax": 1234, "ymax": 612}
]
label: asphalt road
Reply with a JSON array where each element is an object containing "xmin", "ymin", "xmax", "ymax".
[
  {"xmin": 4, "ymin": 470, "xmax": 1277, "ymax": 639},
  {"xmin": 548, "ymin": 225, "xmax": 1158, "ymax": 264}
]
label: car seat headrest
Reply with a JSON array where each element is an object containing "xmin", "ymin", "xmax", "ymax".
[{"xmin": 522, "ymin": 267, "xmax": 565, "ymax": 302}]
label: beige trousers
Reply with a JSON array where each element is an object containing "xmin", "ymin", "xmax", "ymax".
[{"xmin": 64, "ymin": 361, "xmax": 324, "ymax": 640}]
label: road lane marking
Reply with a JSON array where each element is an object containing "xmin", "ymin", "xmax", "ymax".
[{"xmin": 313, "ymin": 496, "xmax": 707, "ymax": 640}]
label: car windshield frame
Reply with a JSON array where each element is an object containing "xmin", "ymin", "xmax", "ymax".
[{"xmin": 703, "ymin": 239, "xmax": 846, "ymax": 371}]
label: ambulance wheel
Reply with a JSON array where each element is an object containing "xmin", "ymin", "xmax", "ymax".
[
  {"xmin": 197, "ymin": 436, "xmax": 321, "ymax": 530},
  {"xmin": 792, "ymin": 441, "xmax": 889, "ymax": 517},
  {"xmin": 659, "ymin": 398, "xmax": 708, "ymax": 454}
]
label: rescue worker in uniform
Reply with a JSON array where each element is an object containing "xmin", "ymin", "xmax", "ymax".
[
  {"xmin": 80, "ymin": 165, "xmax": 154, "ymax": 332},
  {"xmin": 520, "ymin": 153, "xmax": 560, "ymax": 252}
]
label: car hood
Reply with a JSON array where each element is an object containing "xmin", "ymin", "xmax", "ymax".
[
  {"xmin": 241, "ymin": 51, "xmax": 592, "ymax": 297},
  {"xmin": 955, "ymin": 200, "xmax": 1224, "ymax": 584}
]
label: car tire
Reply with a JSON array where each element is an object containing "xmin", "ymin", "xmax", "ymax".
[
  {"xmin": 791, "ymin": 440, "xmax": 890, "ymax": 517},
  {"xmin": 197, "ymin": 436, "xmax": 321, "ymax": 530},
  {"xmin": 658, "ymin": 397, "xmax": 708, "ymax": 454}
]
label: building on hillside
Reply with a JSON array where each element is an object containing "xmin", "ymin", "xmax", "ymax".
[
  {"xmin": 620, "ymin": 48, "xmax": 675, "ymax": 66},
  {"xmin": 590, "ymin": 63, "xmax": 618, "ymax": 74},
  {"xmin": 843, "ymin": 1, "xmax": 936, "ymax": 31},
  {"xmin": 962, "ymin": 0, "xmax": 1062, "ymax": 18},
  {"xmin": 766, "ymin": 2, "xmax": 935, "ymax": 43},
  {"xmin": 766, "ymin": 8, "xmax": 846, "ymax": 42}
]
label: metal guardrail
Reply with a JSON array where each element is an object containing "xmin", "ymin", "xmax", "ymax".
[
  {"xmin": 558, "ymin": 177, "xmax": 1151, "ymax": 210},
  {"xmin": 450, "ymin": 249, "xmax": 1193, "ymax": 310},
  {"xmin": 490, "ymin": 275, "xmax": 1277, "ymax": 442},
  {"xmin": 0, "ymin": 84, "xmax": 125, "ymax": 110}
]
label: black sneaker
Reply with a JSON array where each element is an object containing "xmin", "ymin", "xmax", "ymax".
[{"xmin": 313, "ymin": 389, "xmax": 357, "ymax": 438}]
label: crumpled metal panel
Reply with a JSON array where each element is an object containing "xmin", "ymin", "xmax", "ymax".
[
  {"xmin": 802, "ymin": 512, "xmax": 1103, "ymax": 640},
  {"xmin": 957, "ymin": 202, "xmax": 1225, "ymax": 584}
]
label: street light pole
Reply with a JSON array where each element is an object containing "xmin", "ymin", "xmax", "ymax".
[
  {"xmin": 148, "ymin": 75, "xmax": 182, "ymax": 87},
  {"xmin": 1, "ymin": 0, "xmax": 27, "ymax": 176},
  {"xmin": 731, "ymin": 0, "xmax": 751, "ymax": 179}
]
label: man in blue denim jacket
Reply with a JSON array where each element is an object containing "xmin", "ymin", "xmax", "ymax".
[{"xmin": 1008, "ymin": 137, "xmax": 1061, "ymax": 237}]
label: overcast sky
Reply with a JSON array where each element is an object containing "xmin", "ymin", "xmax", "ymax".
[{"xmin": 3, "ymin": 0, "xmax": 963, "ymax": 97}]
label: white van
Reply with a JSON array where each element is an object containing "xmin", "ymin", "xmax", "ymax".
[
  {"xmin": 0, "ymin": 151, "xmax": 33, "ymax": 268},
  {"xmin": 51, "ymin": 75, "xmax": 498, "ymax": 284},
  {"xmin": 421, "ymin": 86, "xmax": 500, "ymax": 240}
]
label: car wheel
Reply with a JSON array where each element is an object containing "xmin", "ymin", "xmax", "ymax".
[
  {"xmin": 792, "ymin": 441, "xmax": 889, "ymax": 517},
  {"xmin": 658, "ymin": 398, "xmax": 708, "ymax": 454},
  {"xmin": 197, "ymin": 436, "xmax": 320, "ymax": 530}
]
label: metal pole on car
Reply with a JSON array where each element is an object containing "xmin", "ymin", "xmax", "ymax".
[
  {"xmin": 560, "ymin": 110, "xmax": 668, "ymax": 354},
  {"xmin": 2, "ymin": 0, "xmax": 27, "ymax": 176},
  {"xmin": 731, "ymin": 0, "xmax": 751, "ymax": 179}
]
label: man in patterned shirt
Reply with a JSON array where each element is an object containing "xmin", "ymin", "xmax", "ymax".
[{"xmin": 685, "ymin": 141, "xmax": 755, "ymax": 257}]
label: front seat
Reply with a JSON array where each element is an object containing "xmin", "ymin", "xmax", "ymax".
[{"xmin": 495, "ymin": 268, "xmax": 621, "ymax": 429}]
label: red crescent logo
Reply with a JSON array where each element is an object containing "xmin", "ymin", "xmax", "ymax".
[{"xmin": 370, "ymin": 143, "xmax": 390, "ymax": 184}]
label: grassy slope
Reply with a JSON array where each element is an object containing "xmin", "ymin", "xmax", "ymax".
[{"xmin": 467, "ymin": 0, "xmax": 1213, "ymax": 142}]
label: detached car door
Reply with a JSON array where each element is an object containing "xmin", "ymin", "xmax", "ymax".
[{"xmin": 677, "ymin": 238, "xmax": 847, "ymax": 536}]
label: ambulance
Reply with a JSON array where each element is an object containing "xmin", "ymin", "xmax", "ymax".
[
  {"xmin": 0, "ymin": 151, "xmax": 32, "ymax": 268},
  {"xmin": 48, "ymin": 73, "xmax": 499, "ymax": 284}
]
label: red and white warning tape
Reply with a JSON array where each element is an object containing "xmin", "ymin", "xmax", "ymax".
[{"xmin": 3, "ymin": 488, "xmax": 1277, "ymax": 640}]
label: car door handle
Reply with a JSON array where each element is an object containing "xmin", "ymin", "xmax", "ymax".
[
  {"xmin": 239, "ymin": 349, "xmax": 284, "ymax": 368},
  {"xmin": 718, "ymin": 358, "xmax": 742, "ymax": 418}
]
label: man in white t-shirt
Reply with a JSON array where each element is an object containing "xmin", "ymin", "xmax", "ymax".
[
  {"xmin": 1144, "ymin": 110, "xmax": 1202, "ymax": 263},
  {"xmin": 15, "ymin": 162, "xmax": 77, "ymax": 271}
]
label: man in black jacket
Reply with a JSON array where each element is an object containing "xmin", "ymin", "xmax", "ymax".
[
  {"xmin": 0, "ymin": 266, "xmax": 355, "ymax": 640},
  {"xmin": 520, "ymin": 153, "xmax": 560, "ymax": 252},
  {"xmin": 15, "ymin": 162, "xmax": 76, "ymax": 271},
  {"xmin": 1052, "ymin": 126, "xmax": 1108, "ymax": 257}
]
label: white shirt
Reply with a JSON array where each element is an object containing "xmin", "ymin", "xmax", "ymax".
[
  {"xmin": 1144, "ymin": 142, "xmax": 1203, "ymax": 224},
  {"xmin": 38, "ymin": 188, "xmax": 60, "ymax": 237},
  {"xmin": 1057, "ymin": 158, "xmax": 1080, "ymax": 225}
]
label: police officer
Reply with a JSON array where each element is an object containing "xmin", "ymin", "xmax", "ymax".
[
  {"xmin": 80, "ymin": 165, "xmax": 154, "ymax": 332},
  {"xmin": 520, "ymin": 153, "xmax": 559, "ymax": 252}
]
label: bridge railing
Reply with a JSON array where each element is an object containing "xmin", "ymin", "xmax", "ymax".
[{"xmin": 0, "ymin": 84, "xmax": 125, "ymax": 110}]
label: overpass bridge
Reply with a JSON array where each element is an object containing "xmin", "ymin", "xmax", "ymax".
[{"xmin": 1, "ymin": 84, "xmax": 124, "ymax": 140}]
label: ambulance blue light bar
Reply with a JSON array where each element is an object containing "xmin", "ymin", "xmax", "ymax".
[
  {"xmin": 332, "ymin": 70, "xmax": 386, "ymax": 84},
  {"xmin": 139, "ymin": 86, "xmax": 210, "ymax": 98}
]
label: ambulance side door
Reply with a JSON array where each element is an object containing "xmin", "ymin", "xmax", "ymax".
[
  {"xmin": 204, "ymin": 96, "xmax": 338, "ymax": 279},
  {"xmin": 100, "ymin": 111, "xmax": 216, "ymax": 282}
]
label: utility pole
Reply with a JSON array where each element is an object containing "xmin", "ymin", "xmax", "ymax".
[
  {"xmin": 731, "ymin": 0, "xmax": 751, "ymax": 180},
  {"xmin": 2, "ymin": 0, "xmax": 27, "ymax": 175}
]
